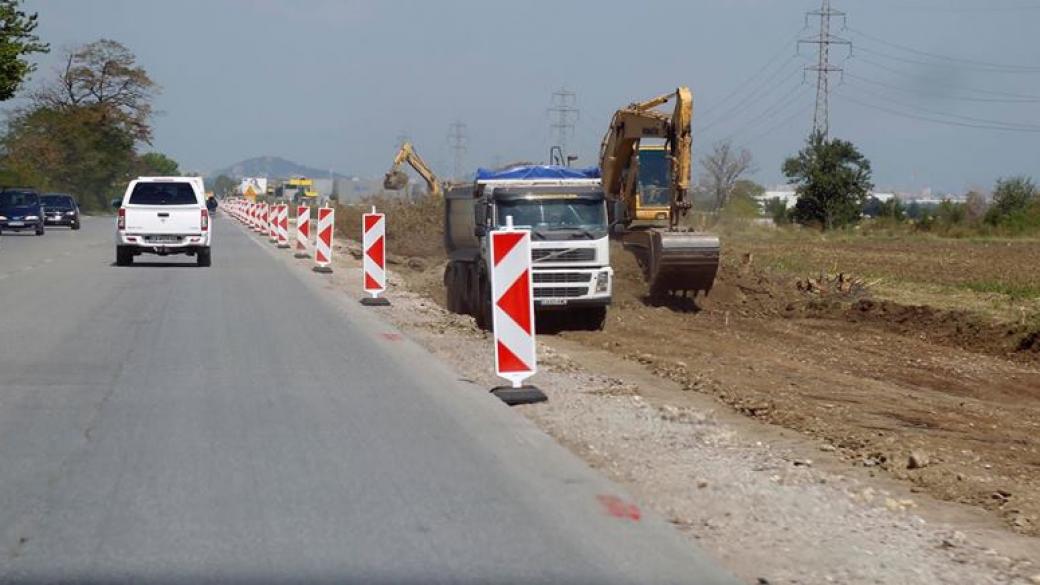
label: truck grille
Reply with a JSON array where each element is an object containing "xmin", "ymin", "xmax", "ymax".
[
  {"xmin": 533, "ymin": 272, "xmax": 592, "ymax": 284},
  {"xmin": 532, "ymin": 248, "xmax": 595, "ymax": 263},
  {"xmin": 534, "ymin": 287, "xmax": 588, "ymax": 299}
]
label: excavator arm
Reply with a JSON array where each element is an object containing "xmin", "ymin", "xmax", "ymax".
[
  {"xmin": 383, "ymin": 142, "xmax": 442, "ymax": 198},
  {"xmin": 599, "ymin": 86, "xmax": 719, "ymax": 298}
]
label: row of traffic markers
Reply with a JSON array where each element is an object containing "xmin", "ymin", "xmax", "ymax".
[
  {"xmin": 223, "ymin": 198, "xmax": 389, "ymax": 304},
  {"xmin": 225, "ymin": 198, "xmax": 543, "ymax": 406}
]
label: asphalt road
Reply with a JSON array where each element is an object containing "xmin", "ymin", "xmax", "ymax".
[{"xmin": 0, "ymin": 215, "xmax": 736, "ymax": 584}]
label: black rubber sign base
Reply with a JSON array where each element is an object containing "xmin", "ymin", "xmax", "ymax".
[
  {"xmin": 360, "ymin": 297, "xmax": 391, "ymax": 306},
  {"xmin": 490, "ymin": 386, "xmax": 547, "ymax": 406}
]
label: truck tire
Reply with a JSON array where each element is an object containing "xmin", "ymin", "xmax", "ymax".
[
  {"xmin": 197, "ymin": 248, "xmax": 212, "ymax": 267},
  {"xmin": 115, "ymin": 246, "xmax": 133, "ymax": 266},
  {"xmin": 475, "ymin": 275, "xmax": 493, "ymax": 331},
  {"xmin": 444, "ymin": 264, "xmax": 460, "ymax": 314}
]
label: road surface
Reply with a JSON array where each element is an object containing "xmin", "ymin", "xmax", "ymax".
[{"xmin": 0, "ymin": 215, "xmax": 736, "ymax": 584}]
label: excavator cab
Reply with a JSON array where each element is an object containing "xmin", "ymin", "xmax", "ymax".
[{"xmin": 634, "ymin": 145, "xmax": 672, "ymax": 222}]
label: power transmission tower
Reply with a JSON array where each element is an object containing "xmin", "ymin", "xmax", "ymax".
[
  {"xmin": 548, "ymin": 88, "xmax": 579, "ymax": 158},
  {"xmin": 446, "ymin": 121, "xmax": 467, "ymax": 180},
  {"xmin": 799, "ymin": 0, "xmax": 850, "ymax": 139}
]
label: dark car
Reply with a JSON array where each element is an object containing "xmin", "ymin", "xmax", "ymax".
[
  {"xmin": 0, "ymin": 188, "xmax": 45, "ymax": 236},
  {"xmin": 41, "ymin": 193, "xmax": 81, "ymax": 230}
]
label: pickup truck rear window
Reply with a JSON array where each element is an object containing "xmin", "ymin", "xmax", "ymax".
[{"xmin": 128, "ymin": 183, "xmax": 198, "ymax": 206}]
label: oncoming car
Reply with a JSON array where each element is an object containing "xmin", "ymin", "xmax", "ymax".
[
  {"xmin": 0, "ymin": 188, "xmax": 46, "ymax": 236},
  {"xmin": 42, "ymin": 193, "xmax": 81, "ymax": 230}
]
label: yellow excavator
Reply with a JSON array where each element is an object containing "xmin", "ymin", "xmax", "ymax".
[
  {"xmin": 599, "ymin": 86, "xmax": 720, "ymax": 298},
  {"xmin": 383, "ymin": 141, "xmax": 442, "ymax": 197}
]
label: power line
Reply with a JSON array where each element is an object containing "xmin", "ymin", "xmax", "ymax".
[
  {"xmin": 846, "ymin": 71, "xmax": 1040, "ymax": 103},
  {"xmin": 548, "ymin": 87, "xmax": 579, "ymax": 158},
  {"xmin": 446, "ymin": 121, "xmax": 467, "ymax": 180},
  {"xmin": 854, "ymin": 55, "xmax": 1040, "ymax": 100},
  {"xmin": 697, "ymin": 57, "xmax": 802, "ymax": 133},
  {"xmin": 696, "ymin": 30, "xmax": 804, "ymax": 121},
  {"xmin": 846, "ymin": 26, "xmax": 1040, "ymax": 72},
  {"xmin": 842, "ymin": 80, "xmax": 1040, "ymax": 130},
  {"xmin": 854, "ymin": 43, "xmax": 1040, "ymax": 74},
  {"xmin": 800, "ymin": 0, "xmax": 852, "ymax": 138},
  {"xmin": 700, "ymin": 78, "xmax": 810, "ymax": 145},
  {"xmin": 836, "ymin": 90, "xmax": 1040, "ymax": 133}
]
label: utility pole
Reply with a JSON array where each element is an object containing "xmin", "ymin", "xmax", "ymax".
[
  {"xmin": 799, "ymin": 0, "xmax": 850, "ymax": 139},
  {"xmin": 548, "ymin": 87, "xmax": 579, "ymax": 158},
  {"xmin": 446, "ymin": 121, "xmax": 467, "ymax": 181}
]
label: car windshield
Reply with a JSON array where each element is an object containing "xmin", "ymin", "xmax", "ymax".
[
  {"xmin": 128, "ymin": 182, "xmax": 199, "ymax": 205},
  {"xmin": 0, "ymin": 191, "xmax": 39, "ymax": 207},
  {"xmin": 42, "ymin": 195, "xmax": 74, "ymax": 209},
  {"xmin": 496, "ymin": 196, "xmax": 607, "ymax": 233}
]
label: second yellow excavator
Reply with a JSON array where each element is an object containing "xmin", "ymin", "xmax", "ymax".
[
  {"xmin": 599, "ymin": 86, "xmax": 720, "ymax": 298},
  {"xmin": 383, "ymin": 141, "xmax": 442, "ymax": 197}
]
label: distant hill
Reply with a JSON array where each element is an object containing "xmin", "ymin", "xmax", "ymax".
[{"xmin": 209, "ymin": 156, "xmax": 353, "ymax": 180}]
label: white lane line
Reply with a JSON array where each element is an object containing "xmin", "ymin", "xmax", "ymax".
[{"xmin": 43, "ymin": 258, "xmax": 54, "ymax": 264}]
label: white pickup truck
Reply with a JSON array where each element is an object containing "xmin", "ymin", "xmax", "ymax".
[{"xmin": 114, "ymin": 177, "xmax": 213, "ymax": 267}]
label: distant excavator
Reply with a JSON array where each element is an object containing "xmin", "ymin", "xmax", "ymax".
[
  {"xmin": 383, "ymin": 141, "xmax": 442, "ymax": 197},
  {"xmin": 599, "ymin": 86, "xmax": 720, "ymax": 298}
]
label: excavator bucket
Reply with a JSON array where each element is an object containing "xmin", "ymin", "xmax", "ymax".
[
  {"xmin": 621, "ymin": 229, "xmax": 720, "ymax": 298},
  {"xmin": 383, "ymin": 170, "xmax": 409, "ymax": 191}
]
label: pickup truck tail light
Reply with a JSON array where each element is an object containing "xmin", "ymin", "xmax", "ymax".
[
  {"xmin": 201, "ymin": 209, "xmax": 209, "ymax": 232},
  {"xmin": 117, "ymin": 208, "xmax": 126, "ymax": 230}
]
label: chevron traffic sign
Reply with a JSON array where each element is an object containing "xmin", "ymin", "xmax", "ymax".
[
  {"xmin": 295, "ymin": 205, "xmax": 310, "ymax": 258},
  {"xmin": 488, "ymin": 219, "xmax": 537, "ymax": 390},
  {"xmin": 360, "ymin": 208, "xmax": 390, "ymax": 306}
]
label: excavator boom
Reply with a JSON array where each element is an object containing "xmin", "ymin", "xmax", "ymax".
[
  {"xmin": 383, "ymin": 142, "xmax": 443, "ymax": 198},
  {"xmin": 599, "ymin": 86, "xmax": 719, "ymax": 298}
]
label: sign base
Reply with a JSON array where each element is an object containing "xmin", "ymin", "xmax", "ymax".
[
  {"xmin": 294, "ymin": 252, "xmax": 310, "ymax": 259},
  {"xmin": 277, "ymin": 243, "xmax": 290, "ymax": 249},
  {"xmin": 490, "ymin": 385, "xmax": 547, "ymax": 406},
  {"xmin": 312, "ymin": 265, "xmax": 333, "ymax": 273},
  {"xmin": 360, "ymin": 296, "xmax": 391, "ymax": 306}
]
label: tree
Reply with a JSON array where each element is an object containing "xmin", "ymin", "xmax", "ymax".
[
  {"xmin": 700, "ymin": 140, "xmax": 755, "ymax": 212},
  {"xmin": 212, "ymin": 174, "xmax": 236, "ymax": 198},
  {"xmin": 985, "ymin": 176, "xmax": 1037, "ymax": 225},
  {"xmin": 763, "ymin": 197, "xmax": 790, "ymax": 225},
  {"xmin": 34, "ymin": 39, "xmax": 157, "ymax": 142},
  {"xmin": 782, "ymin": 132, "xmax": 873, "ymax": 230},
  {"xmin": 0, "ymin": 1, "xmax": 48, "ymax": 101},
  {"xmin": 136, "ymin": 151, "xmax": 179, "ymax": 176}
]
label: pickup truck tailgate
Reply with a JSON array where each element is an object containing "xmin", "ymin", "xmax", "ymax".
[{"xmin": 125, "ymin": 206, "xmax": 201, "ymax": 235}]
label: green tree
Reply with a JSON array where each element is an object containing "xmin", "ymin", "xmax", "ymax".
[
  {"xmin": 0, "ymin": 1, "xmax": 48, "ymax": 101},
  {"xmin": 985, "ymin": 176, "xmax": 1037, "ymax": 225},
  {"xmin": 212, "ymin": 174, "xmax": 236, "ymax": 198},
  {"xmin": 136, "ymin": 151, "xmax": 179, "ymax": 176},
  {"xmin": 763, "ymin": 197, "xmax": 790, "ymax": 225},
  {"xmin": 782, "ymin": 132, "xmax": 873, "ymax": 230}
]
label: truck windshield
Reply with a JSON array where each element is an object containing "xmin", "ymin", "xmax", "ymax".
[
  {"xmin": 496, "ymin": 197, "xmax": 607, "ymax": 234},
  {"xmin": 637, "ymin": 148, "xmax": 670, "ymax": 206},
  {"xmin": 129, "ymin": 182, "xmax": 198, "ymax": 205}
]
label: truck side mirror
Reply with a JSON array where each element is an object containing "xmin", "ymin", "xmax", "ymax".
[
  {"xmin": 474, "ymin": 226, "xmax": 486, "ymax": 237},
  {"xmin": 206, "ymin": 198, "xmax": 218, "ymax": 212},
  {"xmin": 111, "ymin": 198, "xmax": 121, "ymax": 209}
]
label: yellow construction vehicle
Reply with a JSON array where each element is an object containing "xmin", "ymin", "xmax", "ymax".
[
  {"xmin": 282, "ymin": 177, "xmax": 318, "ymax": 201},
  {"xmin": 383, "ymin": 141, "xmax": 442, "ymax": 197},
  {"xmin": 599, "ymin": 86, "xmax": 720, "ymax": 298}
]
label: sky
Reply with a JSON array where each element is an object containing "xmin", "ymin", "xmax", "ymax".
[{"xmin": 20, "ymin": 0, "xmax": 1040, "ymax": 193}]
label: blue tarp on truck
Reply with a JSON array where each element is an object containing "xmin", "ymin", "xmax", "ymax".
[{"xmin": 475, "ymin": 165, "xmax": 601, "ymax": 181}]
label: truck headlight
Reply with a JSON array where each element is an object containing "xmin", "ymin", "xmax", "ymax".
[{"xmin": 595, "ymin": 271, "xmax": 610, "ymax": 293}]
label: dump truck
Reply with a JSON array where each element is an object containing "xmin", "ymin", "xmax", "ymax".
[{"xmin": 443, "ymin": 165, "xmax": 612, "ymax": 330}]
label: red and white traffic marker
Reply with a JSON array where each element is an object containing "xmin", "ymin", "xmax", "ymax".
[
  {"xmin": 268, "ymin": 203, "xmax": 278, "ymax": 242},
  {"xmin": 312, "ymin": 206, "xmax": 334, "ymax": 273},
  {"xmin": 254, "ymin": 203, "xmax": 264, "ymax": 233},
  {"xmin": 360, "ymin": 207, "xmax": 390, "ymax": 306},
  {"xmin": 276, "ymin": 204, "xmax": 290, "ymax": 248},
  {"xmin": 488, "ymin": 216, "xmax": 544, "ymax": 405},
  {"xmin": 294, "ymin": 205, "xmax": 310, "ymax": 258}
]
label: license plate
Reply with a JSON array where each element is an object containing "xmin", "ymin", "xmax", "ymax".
[
  {"xmin": 8, "ymin": 221, "xmax": 23, "ymax": 227},
  {"xmin": 540, "ymin": 299, "xmax": 567, "ymax": 306},
  {"xmin": 152, "ymin": 236, "xmax": 179, "ymax": 243}
]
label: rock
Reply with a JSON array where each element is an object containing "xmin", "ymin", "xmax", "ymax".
[
  {"xmin": 907, "ymin": 450, "xmax": 930, "ymax": 469},
  {"xmin": 820, "ymin": 444, "xmax": 836, "ymax": 452},
  {"xmin": 792, "ymin": 459, "xmax": 812, "ymax": 467},
  {"xmin": 1029, "ymin": 574, "xmax": 1040, "ymax": 584},
  {"xmin": 696, "ymin": 480, "xmax": 709, "ymax": 489}
]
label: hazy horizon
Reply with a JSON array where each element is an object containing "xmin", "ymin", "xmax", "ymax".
[{"xmin": 21, "ymin": 0, "xmax": 1040, "ymax": 193}]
